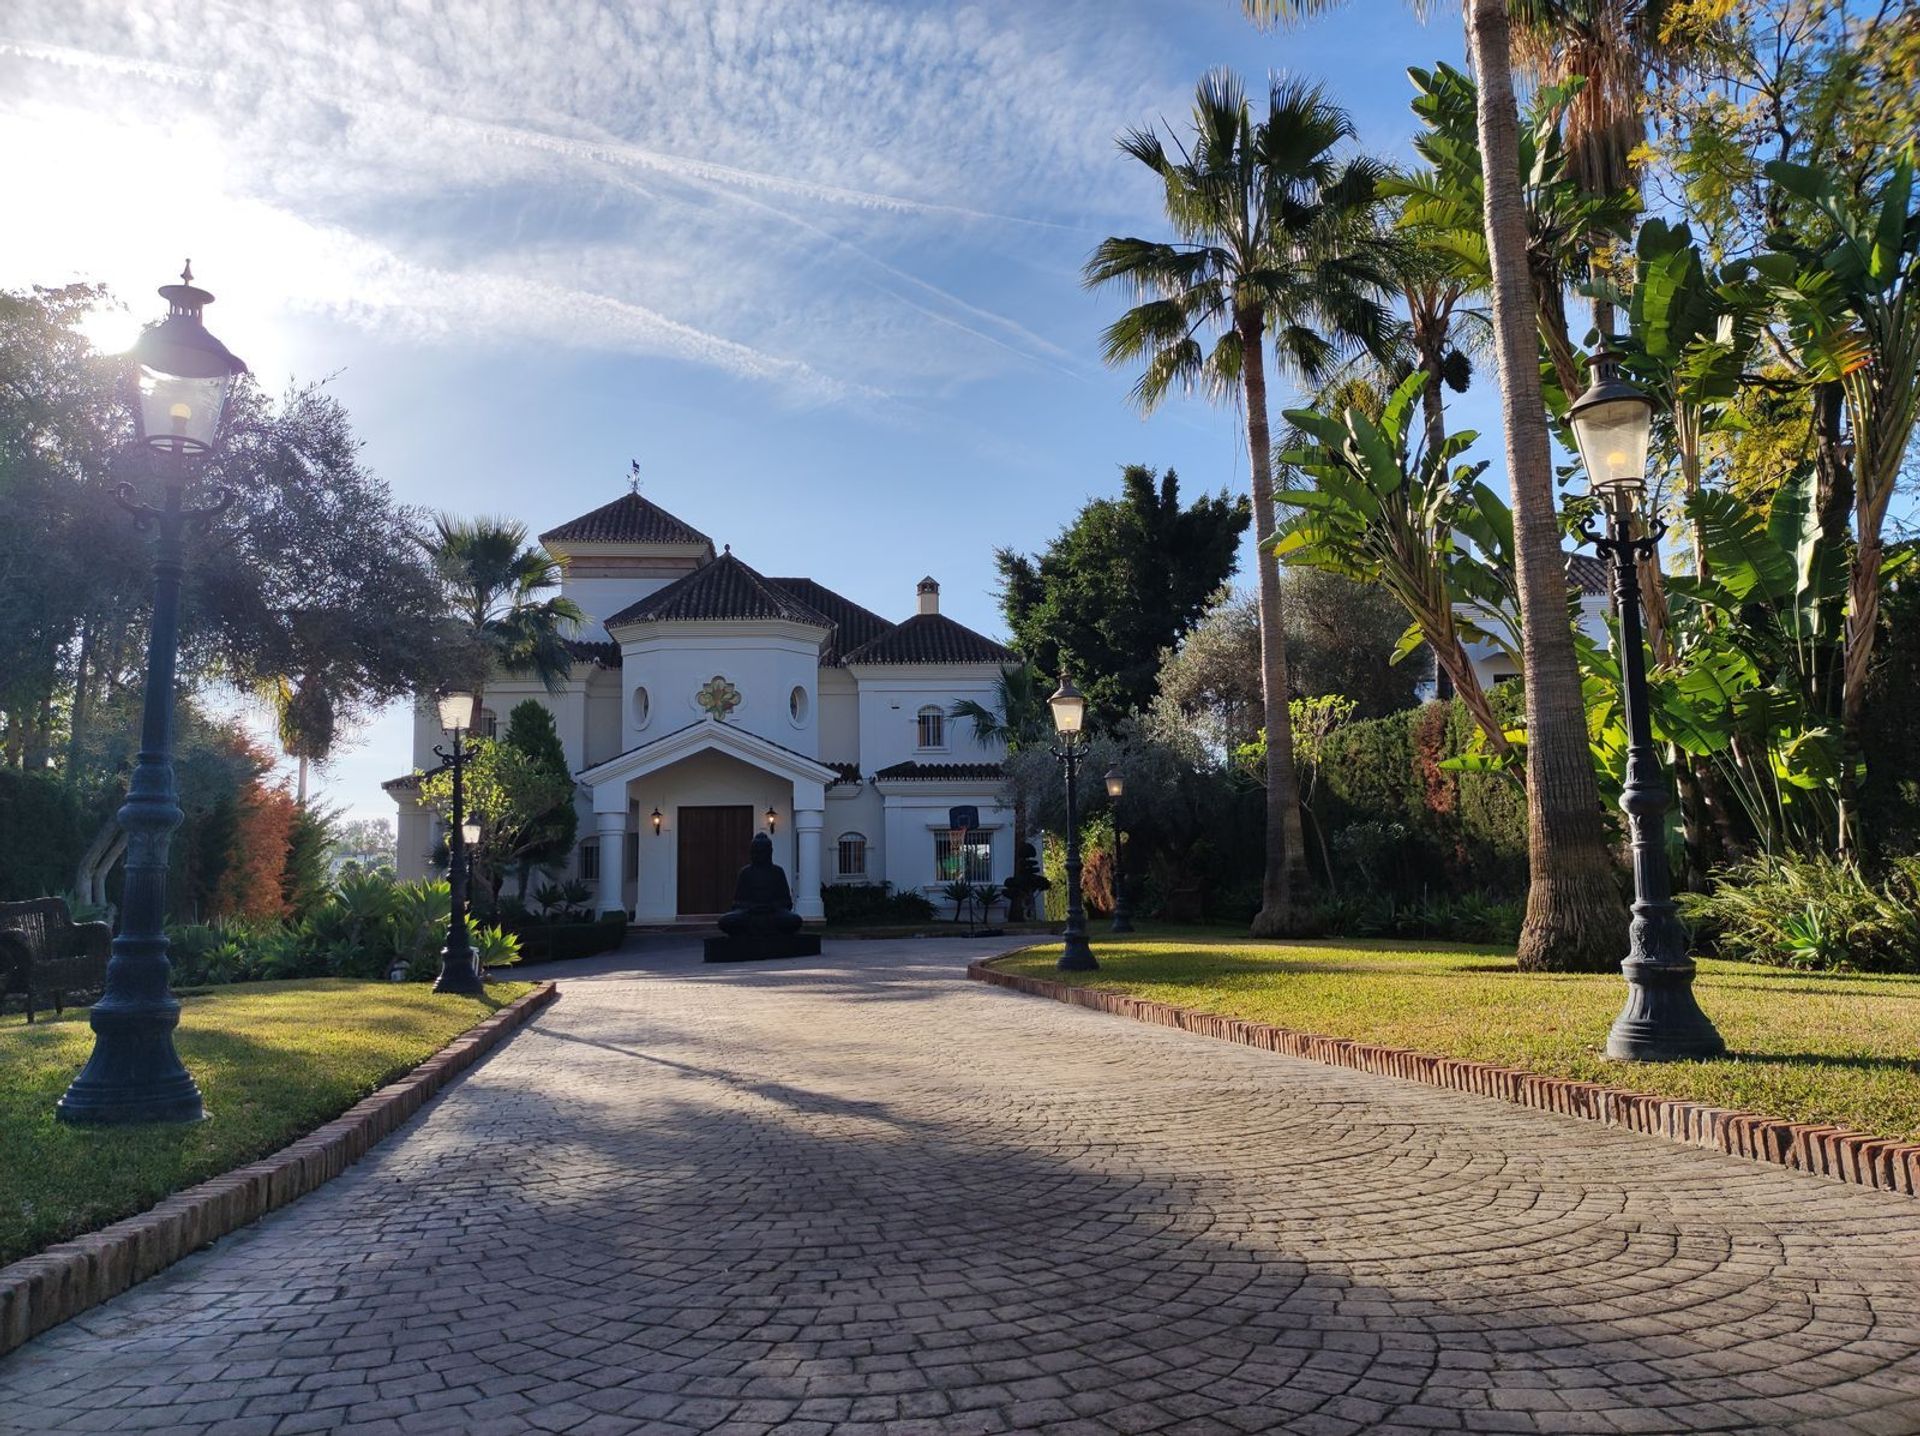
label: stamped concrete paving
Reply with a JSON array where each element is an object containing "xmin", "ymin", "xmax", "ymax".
[{"xmin": 4, "ymin": 939, "xmax": 1920, "ymax": 1436}]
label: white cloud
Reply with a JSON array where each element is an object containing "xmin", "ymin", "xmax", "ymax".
[{"xmin": 0, "ymin": 1, "xmax": 1187, "ymax": 401}]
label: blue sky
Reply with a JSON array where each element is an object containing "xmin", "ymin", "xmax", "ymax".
[{"xmin": 1, "ymin": 0, "xmax": 1490, "ymax": 821}]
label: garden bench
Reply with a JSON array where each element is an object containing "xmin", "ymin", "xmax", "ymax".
[{"xmin": 0, "ymin": 897, "xmax": 111, "ymax": 1024}]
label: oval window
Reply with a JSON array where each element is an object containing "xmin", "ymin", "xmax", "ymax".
[
  {"xmin": 789, "ymin": 685, "xmax": 810, "ymax": 726},
  {"xmin": 631, "ymin": 686, "xmax": 651, "ymax": 729}
]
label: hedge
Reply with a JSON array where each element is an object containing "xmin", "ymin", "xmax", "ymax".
[
  {"xmin": 1313, "ymin": 696, "xmax": 1528, "ymax": 895},
  {"xmin": 505, "ymin": 912, "xmax": 628, "ymax": 962}
]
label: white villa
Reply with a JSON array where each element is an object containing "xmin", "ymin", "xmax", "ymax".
[{"xmin": 386, "ymin": 492, "xmax": 1018, "ymax": 924}]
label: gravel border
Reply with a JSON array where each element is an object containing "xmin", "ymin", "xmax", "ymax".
[
  {"xmin": 0, "ymin": 980, "xmax": 559, "ymax": 1356},
  {"xmin": 970, "ymin": 959, "xmax": 1920, "ymax": 1199}
]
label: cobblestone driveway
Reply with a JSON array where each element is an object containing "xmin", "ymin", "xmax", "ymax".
[{"xmin": 4, "ymin": 938, "xmax": 1920, "ymax": 1435}]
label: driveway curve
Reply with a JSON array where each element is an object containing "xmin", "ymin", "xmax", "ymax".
[{"xmin": 3, "ymin": 937, "xmax": 1919, "ymax": 1435}]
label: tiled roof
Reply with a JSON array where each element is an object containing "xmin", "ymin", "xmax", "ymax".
[
  {"xmin": 1566, "ymin": 552, "xmax": 1611, "ymax": 596},
  {"xmin": 765, "ymin": 578, "xmax": 895, "ymax": 666},
  {"xmin": 872, "ymin": 761, "xmax": 1004, "ymax": 783},
  {"xmin": 842, "ymin": 613, "xmax": 1016, "ymax": 666},
  {"xmin": 605, "ymin": 550, "xmax": 833, "ymax": 629},
  {"xmin": 539, "ymin": 493, "xmax": 712, "ymax": 548},
  {"xmin": 565, "ymin": 639, "xmax": 621, "ymax": 668},
  {"xmin": 824, "ymin": 760, "xmax": 862, "ymax": 787},
  {"xmin": 381, "ymin": 772, "xmax": 423, "ymax": 794}
]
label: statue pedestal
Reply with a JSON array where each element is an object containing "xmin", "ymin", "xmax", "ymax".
[{"xmin": 703, "ymin": 932, "xmax": 821, "ymax": 963}]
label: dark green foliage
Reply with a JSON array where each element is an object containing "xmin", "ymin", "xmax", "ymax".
[
  {"xmin": 1299, "ymin": 888, "xmax": 1525, "ymax": 946},
  {"xmin": 1679, "ymin": 854, "xmax": 1920, "ymax": 973},
  {"xmin": 820, "ymin": 883, "xmax": 937, "ymax": 925},
  {"xmin": 503, "ymin": 700, "xmax": 578, "ymax": 874},
  {"xmin": 279, "ymin": 805, "xmax": 336, "ymax": 921},
  {"xmin": 505, "ymin": 912, "xmax": 627, "ymax": 963},
  {"xmin": 1314, "ymin": 698, "xmax": 1528, "ymax": 894},
  {"xmin": 0, "ymin": 772, "xmax": 89, "ymax": 900},
  {"xmin": 1861, "ymin": 554, "xmax": 1920, "ymax": 859},
  {"xmin": 996, "ymin": 465, "xmax": 1249, "ymax": 719},
  {"xmin": 1282, "ymin": 569, "xmax": 1423, "ymax": 717}
]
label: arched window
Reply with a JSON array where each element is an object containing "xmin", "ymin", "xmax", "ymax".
[
  {"xmin": 836, "ymin": 832, "xmax": 868, "ymax": 879},
  {"xmin": 916, "ymin": 705, "xmax": 945, "ymax": 750}
]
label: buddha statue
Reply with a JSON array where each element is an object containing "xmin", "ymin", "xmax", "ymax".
[{"xmin": 716, "ymin": 832, "xmax": 803, "ymax": 937}]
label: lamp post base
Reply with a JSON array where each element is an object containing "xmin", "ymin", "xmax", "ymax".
[
  {"xmin": 432, "ymin": 949, "xmax": 486, "ymax": 996},
  {"xmin": 1605, "ymin": 957, "xmax": 1725, "ymax": 1061},
  {"xmin": 1058, "ymin": 932, "xmax": 1098, "ymax": 971},
  {"xmin": 56, "ymin": 1000, "xmax": 206, "ymax": 1126}
]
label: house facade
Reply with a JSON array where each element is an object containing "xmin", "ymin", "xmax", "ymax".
[{"xmin": 386, "ymin": 493, "xmax": 1017, "ymax": 923}]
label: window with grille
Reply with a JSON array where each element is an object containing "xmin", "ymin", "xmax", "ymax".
[
  {"xmin": 579, "ymin": 841, "xmax": 600, "ymax": 881},
  {"xmin": 837, "ymin": 832, "xmax": 867, "ymax": 878},
  {"xmin": 934, "ymin": 833, "xmax": 991, "ymax": 884},
  {"xmin": 477, "ymin": 707, "xmax": 498, "ymax": 738},
  {"xmin": 916, "ymin": 706, "xmax": 945, "ymax": 750}
]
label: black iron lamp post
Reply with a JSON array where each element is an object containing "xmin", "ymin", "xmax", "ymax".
[
  {"xmin": 430, "ymin": 694, "xmax": 485, "ymax": 996},
  {"xmin": 1570, "ymin": 348, "xmax": 1724, "ymax": 1062},
  {"xmin": 57, "ymin": 264, "xmax": 247, "ymax": 1126},
  {"xmin": 1104, "ymin": 767, "xmax": 1135, "ymax": 933},
  {"xmin": 1049, "ymin": 676, "xmax": 1098, "ymax": 971}
]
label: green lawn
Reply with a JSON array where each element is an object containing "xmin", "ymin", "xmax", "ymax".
[
  {"xmin": 0, "ymin": 979, "xmax": 533, "ymax": 1266},
  {"xmin": 994, "ymin": 936, "xmax": 1920, "ymax": 1143}
]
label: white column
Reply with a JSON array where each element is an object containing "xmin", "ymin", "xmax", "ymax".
[
  {"xmin": 795, "ymin": 808, "xmax": 824, "ymax": 921},
  {"xmin": 594, "ymin": 808, "xmax": 627, "ymax": 919}
]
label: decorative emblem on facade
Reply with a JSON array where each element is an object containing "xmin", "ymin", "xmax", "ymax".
[{"xmin": 695, "ymin": 675, "xmax": 742, "ymax": 719}]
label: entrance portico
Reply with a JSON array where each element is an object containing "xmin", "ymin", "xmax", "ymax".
[{"xmin": 578, "ymin": 718, "xmax": 833, "ymax": 923}]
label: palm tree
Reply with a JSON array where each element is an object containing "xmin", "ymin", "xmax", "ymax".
[
  {"xmin": 1084, "ymin": 70, "xmax": 1392, "ymax": 935},
  {"xmin": 1248, "ymin": 0, "xmax": 1630, "ymax": 970},
  {"xmin": 426, "ymin": 516, "xmax": 585, "ymax": 727},
  {"xmin": 953, "ymin": 661, "xmax": 1052, "ymax": 918}
]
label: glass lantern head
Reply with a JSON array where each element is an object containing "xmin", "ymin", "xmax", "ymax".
[
  {"xmin": 1048, "ymin": 675, "xmax": 1086, "ymax": 736},
  {"xmin": 461, "ymin": 820, "xmax": 482, "ymax": 846},
  {"xmin": 437, "ymin": 693, "xmax": 471, "ymax": 734},
  {"xmin": 1104, "ymin": 767, "xmax": 1125, "ymax": 799},
  {"xmin": 129, "ymin": 262, "xmax": 247, "ymax": 457},
  {"xmin": 1569, "ymin": 349, "xmax": 1654, "ymax": 512}
]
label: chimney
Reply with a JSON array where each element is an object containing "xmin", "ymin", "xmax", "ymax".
[{"xmin": 916, "ymin": 576, "xmax": 940, "ymax": 616}]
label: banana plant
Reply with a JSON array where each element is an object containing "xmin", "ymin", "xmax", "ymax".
[
  {"xmin": 1747, "ymin": 151, "xmax": 1920, "ymax": 788},
  {"xmin": 1637, "ymin": 470, "xmax": 1881, "ymax": 853},
  {"xmin": 1275, "ymin": 371, "xmax": 1519, "ymax": 763}
]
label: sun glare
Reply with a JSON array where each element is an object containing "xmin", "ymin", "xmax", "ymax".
[{"xmin": 75, "ymin": 300, "xmax": 142, "ymax": 355}]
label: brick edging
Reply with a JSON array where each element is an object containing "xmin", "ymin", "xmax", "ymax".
[
  {"xmin": 969, "ymin": 960, "xmax": 1920, "ymax": 1199},
  {"xmin": 0, "ymin": 980, "xmax": 560, "ymax": 1358}
]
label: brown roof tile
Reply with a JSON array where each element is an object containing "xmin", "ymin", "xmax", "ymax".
[
  {"xmin": 605, "ymin": 550, "xmax": 832, "ymax": 629},
  {"xmin": 842, "ymin": 613, "xmax": 1016, "ymax": 667},
  {"xmin": 539, "ymin": 493, "xmax": 712, "ymax": 548},
  {"xmin": 765, "ymin": 578, "xmax": 895, "ymax": 666}
]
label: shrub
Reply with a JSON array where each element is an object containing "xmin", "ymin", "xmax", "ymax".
[
  {"xmin": 507, "ymin": 911, "xmax": 626, "ymax": 962},
  {"xmin": 1678, "ymin": 853, "xmax": 1920, "ymax": 973},
  {"xmin": 1314, "ymin": 697, "xmax": 1526, "ymax": 895},
  {"xmin": 1299, "ymin": 887, "xmax": 1523, "ymax": 946},
  {"xmin": 820, "ymin": 882, "xmax": 936, "ymax": 925}
]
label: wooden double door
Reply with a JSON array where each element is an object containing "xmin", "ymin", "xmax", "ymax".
[{"xmin": 676, "ymin": 805, "xmax": 754, "ymax": 915}]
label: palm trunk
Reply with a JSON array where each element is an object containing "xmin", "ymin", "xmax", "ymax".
[
  {"xmin": 68, "ymin": 614, "xmax": 95, "ymax": 773},
  {"xmin": 1238, "ymin": 304, "xmax": 1309, "ymax": 935},
  {"xmin": 1467, "ymin": 0, "xmax": 1628, "ymax": 973}
]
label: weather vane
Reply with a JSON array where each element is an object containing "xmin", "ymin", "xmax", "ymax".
[{"xmin": 628, "ymin": 458, "xmax": 641, "ymax": 495}]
